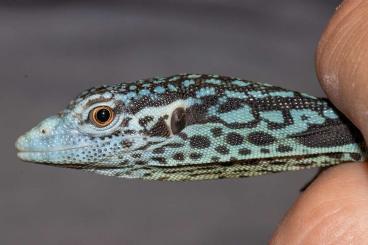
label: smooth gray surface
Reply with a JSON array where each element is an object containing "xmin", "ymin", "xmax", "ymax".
[{"xmin": 1, "ymin": 1, "xmax": 340, "ymax": 244}]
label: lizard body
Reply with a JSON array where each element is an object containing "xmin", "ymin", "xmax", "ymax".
[{"xmin": 16, "ymin": 74, "xmax": 366, "ymax": 180}]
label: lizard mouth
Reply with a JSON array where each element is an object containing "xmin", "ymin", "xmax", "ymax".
[
  {"xmin": 16, "ymin": 145, "xmax": 92, "ymax": 153},
  {"xmin": 16, "ymin": 145, "xmax": 92, "ymax": 163}
]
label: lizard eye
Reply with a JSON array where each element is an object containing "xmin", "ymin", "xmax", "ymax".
[{"xmin": 89, "ymin": 106, "xmax": 115, "ymax": 128}]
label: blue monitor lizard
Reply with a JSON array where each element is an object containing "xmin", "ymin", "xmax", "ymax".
[{"xmin": 15, "ymin": 74, "xmax": 367, "ymax": 181}]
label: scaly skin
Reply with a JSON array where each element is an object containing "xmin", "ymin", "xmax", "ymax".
[{"xmin": 15, "ymin": 74, "xmax": 367, "ymax": 180}]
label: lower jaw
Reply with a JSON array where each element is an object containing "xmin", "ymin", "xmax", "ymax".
[
  {"xmin": 17, "ymin": 151, "xmax": 71, "ymax": 164},
  {"xmin": 17, "ymin": 145, "xmax": 93, "ymax": 163},
  {"xmin": 17, "ymin": 151, "xmax": 49, "ymax": 163},
  {"xmin": 17, "ymin": 152, "xmax": 103, "ymax": 170}
]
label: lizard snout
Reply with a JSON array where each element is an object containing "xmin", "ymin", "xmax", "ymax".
[{"xmin": 16, "ymin": 116, "xmax": 61, "ymax": 152}]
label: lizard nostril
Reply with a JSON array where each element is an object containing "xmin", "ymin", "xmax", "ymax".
[{"xmin": 41, "ymin": 129, "xmax": 47, "ymax": 134}]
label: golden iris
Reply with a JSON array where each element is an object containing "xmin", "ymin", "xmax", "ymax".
[{"xmin": 89, "ymin": 106, "xmax": 115, "ymax": 127}]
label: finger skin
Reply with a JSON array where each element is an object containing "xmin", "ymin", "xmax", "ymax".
[
  {"xmin": 272, "ymin": 1, "xmax": 368, "ymax": 244},
  {"xmin": 316, "ymin": 0, "xmax": 368, "ymax": 141},
  {"xmin": 270, "ymin": 163, "xmax": 368, "ymax": 245}
]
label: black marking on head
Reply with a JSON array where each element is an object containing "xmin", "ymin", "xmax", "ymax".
[
  {"xmin": 190, "ymin": 152, "xmax": 202, "ymax": 160},
  {"xmin": 139, "ymin": 116, "xmax": 154, "ymax": 127},
  {"xmin": 218, "ymin": 98, "xmax": 243, "ymax": 113},
  {"xmin": 147, "ymin": 117, "xmax": 170, "ymax": 137},
  {"xmin": 131, "ymin": 153, "xmax": 142, "ymax": 159},
  {"xmin": 152, "ymin": 147, "xmax": 165, "ymax": 154},
  {"xmin": 152, "ymin": 143, "xmax": 183, "ymax": 155},
  {"xmin": 98, "ymin": 135, "xmax": 112, "ymax": 140},
  {"xmin": 215, "ymin": 145, "xmax": 229, "ymax": 154},
  {"xmin": 202, "ymin": 95, "xmax": 220, "ymax": 107},
  {"xmin": 112, "ymin": 130, "xmax": 122, "ymax": 137},
  {"xmin": 162, "ymin": 143, "xmax": 184, "ymax": 148},
  {"xmin": 238, "ymin": 148, "xmax": 251, "ymax": 155},
  {"xmin": 186, "ymin": 104, "xmax": 208, "ymax": 125},
  {"xmin": 190, "ymin": 135, "xmax": 211, "ymax": 149},
  {"xmin": 177, "ymin": 132, "xmax": 188, "ymax": 140},
  {"xmin": 255, "ymin": 94, "xmax": 320, "ymax": 112},
  {"xmin": 204, "ymin": 115, "xmax": 261, "ymax": 129},
  {"xmin": 171, "ymin": 107, "xmax": 186, "ymax": 135},
  {"xmin": 226, "ymin": 132, "xmax": 244, "ymax": 146},
  {"xmin": 123, "ymin": 129, "xmax": 137, "ymax": 135},
  {"xmin": 247, "ymin": 132, "xmax": 275, "ymax": 146},
  {"xmin": 173, "ymin": 153, "xmax": 185, "ymax": 161},
  {"xmin": 121, "ymin": 117, "xmax": 131, "ymax": 128},
  {"xmin": 114, "ymin": 101, "xmax": 125, "ymax": 113},
  {"xmin": 276, "ymin": 145, "xmax": 292, "ymax": 153},
  {"xmin": 135, "ymin": 141, "xmax": 158, "ymax": 151},
  {"xmin": 151, "ymin": 157, "xmax": 167, "ymax": 164},
  {"xmin": 84, "ymin": 97, "xmax": 112, "ymax": 109},
  {"xmin": 121, "ymin": 140, "xmax": 133, "ymax": 149},
  {"xmin": 128, "ymin": 94, "xmax": 180, "ymax": 114},
  {"xmin": 210, "ymin": 127, "xmax": 223, "ymax": 137}
]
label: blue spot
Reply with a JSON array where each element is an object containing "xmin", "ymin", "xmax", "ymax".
[
  {"xmin": 248, "ymin": 91, "xmax": 268, "ymax": 98},
  {"xmin": 154, "ymin": 86, "xmax": 166, "ymax": 94},
  {"xmin": 207, "ymin": 105, "xmax": 219, "ymax": 116},
  {"xmin": 232, "ymin": 80, "xmax": 250, "ymax": 87},
  {"xmin": 220, "ymin": 106, "xmax": 255, "ymax": 124},
  {"xmin": 183, "ymin": 80, "xmax": 195, "ymax": 87},
  {"xmin": 196, "ymin": 87, "xmax": 216, "ymax": 98},
  {"xmin": 225, "ymin": 90, "xmax": 246, "ymax": 99},
  {"xmin": 122, "ymin": 92, "xmax": 137, "ymax": 101},
  {"xmin": 205, "ymin": 79, "xmax": 222, "ymax": 85},
  {"xmin": 323, "ymin": 109, "xmax": 339, "ymax": 119},
  {"xmin": 139, "ymin": 89, "xmax": 151, "ymax": 96},
  {"xmin": 169, "ymin": 76, "xmax": 179, "ymax": 81},
  {"xmin": 187, "ymin": 74, "xmax": 201, "ymax": 79},
  {"xmin": 167, "ymin": 84, "xmax": 178, "ymax": 92},
  {"xmin": 153, "ymin": 78, "xmax": 165, "ymax": 84},
  {"xmin": 300, "ymin": 92, "xmax": 317, "ymax": 99},
  {"xmin": 261, "ymin": 111, "xmax": 284, "ymax": 123},
  {"xmin": 129, "ymin": 85, "xmax": 137, "ymax": 90},
  {"xmin": 269, "ymin": 91, "xmax": 295, "ymax": 98},
  {"xmin": 291, "ymin": 109, "xmax": 325, "ymax": 125}
]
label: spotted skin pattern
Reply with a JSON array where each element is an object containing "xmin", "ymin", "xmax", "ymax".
[{"xmin": 16, "ymin": 74, "xmax": 366, "ymax": 181}]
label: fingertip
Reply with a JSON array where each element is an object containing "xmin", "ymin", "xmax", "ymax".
[
  {"xmin": 271, "ymin": 163, "xmax": 368, "ymax": 245},
  {"xmin": 316, "ymin": 1, "xmax": 368, "ymax": 140},
  {"xmin": 273, "ymin": 2, "xmax": 368, "ymax": 243}
]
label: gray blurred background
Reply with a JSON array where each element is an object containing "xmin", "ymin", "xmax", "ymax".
[{"xmin": 1, "ymin": 0, "xmax": 340, "ymax": 244}]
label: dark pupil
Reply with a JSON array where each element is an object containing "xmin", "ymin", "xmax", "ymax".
[{"xmin": 96, "ymin": 109, "xmax": 111, "ymax": 123}]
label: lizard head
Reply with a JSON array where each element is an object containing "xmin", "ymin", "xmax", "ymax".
[
  {"xmin": 16, "ymin": 74, "xmax": 231, "ymax": 180},
  {"xmin": 15, "ymin": 84, "xmax": 147, "ymax": 167}
]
